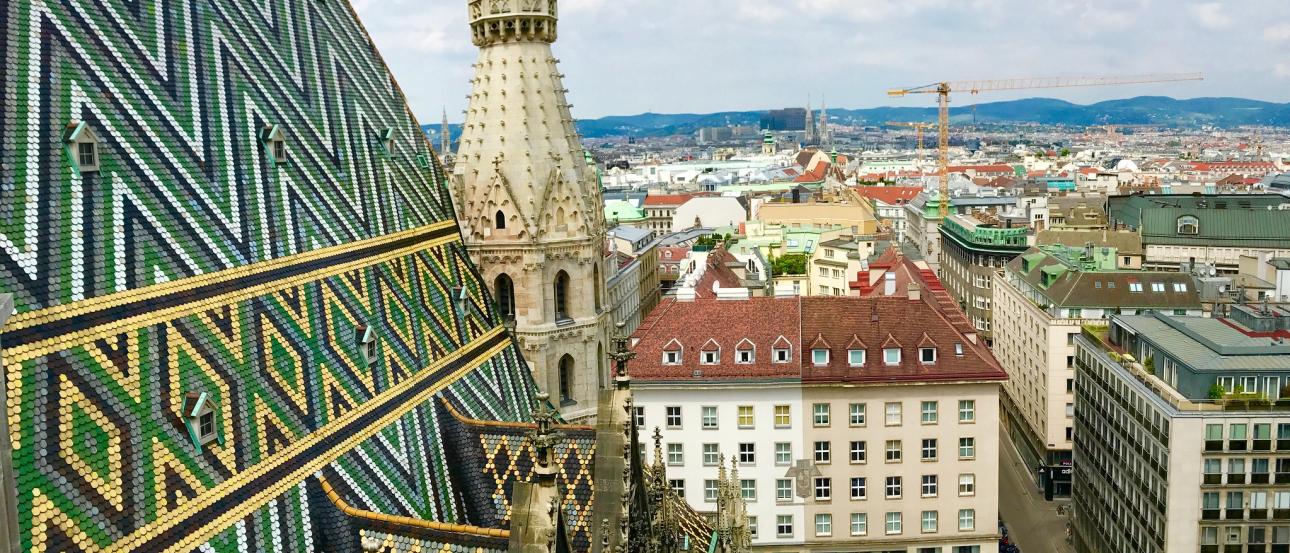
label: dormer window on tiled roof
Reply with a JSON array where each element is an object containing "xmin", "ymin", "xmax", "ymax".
[
  {"xmin": 812, "ymin": 349, "xmax": 829, "ymax": 366},
  {"xmin": 378, "ymin": 127, "xmax": 395, "ymax": 156},
  {"xmin": 64, "ymin": 120, "xmax": 101, "ymax": 173},
  {"xmin": 261, "ymin": 125, "xmax": 288, "ymax": 164},
  {"xmin": 663, "ymin": 338, "xmax": 683, "ymax": 365},
  {"xmin": 700, "ymin": 339, "xmax": 720, "ymax": 365},
  {"xmin": 735, "ymin": 338, "xmax": 755, "ymax": 364},
  {"xmin": 772, "ymin": 335, "xmax": 792, "ymax": 363},
  {"xmin": 181, "ymin": 392, "xmax": 223, "ymax": 453},
  {"xmin": 920, "ymin": 347, "xmax": 937, "ymax": 364},
  {"xmin": 848, "ymin": 349, "xmax": 866, "ymax": 367},
  {"xmin": 884, "ymin": 348, "xmax": 901, "ymax": 366},
  {"xmin": 357, "ymin": 324, "xmax": 378, "ymax": 366}
]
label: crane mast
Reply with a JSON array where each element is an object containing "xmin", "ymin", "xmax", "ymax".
[{"xmin": 887, "ymin": 73, "xmax": 1204, "ymax": 219}]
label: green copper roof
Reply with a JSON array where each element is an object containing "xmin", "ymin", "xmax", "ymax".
[{"xmin": 605, "ymin": 200, "xmax": 645, "ymax": 222}]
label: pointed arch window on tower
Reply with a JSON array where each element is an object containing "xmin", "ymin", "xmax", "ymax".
[
  {"xmin": 554, "ymin": 270, "xmax": 572, "ymax": 323},
  {"xmin": 559, "ymin": 354, "xmax": 575, "ymax": 405},
  {"xmin": 494, "ymin": 273, "xmax": 515, "ymax": 322},
  {"xmin": 592, "ymin": 264, "xmax": 602, "ymax": 311},
  {"xmin": 495, "ymin": 210, "xmax": 507, "ymax": 230},
  {"xmin": 555, "ymin": 207, "xmax": 566, "ymax": 229}
]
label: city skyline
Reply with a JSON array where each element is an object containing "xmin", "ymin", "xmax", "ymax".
[{"xmin": 358, "ymin": 0, "xmax": 1290, "ymax": 121}]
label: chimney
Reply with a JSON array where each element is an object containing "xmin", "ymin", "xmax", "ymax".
[{"xmin": 907, "ymin": 282, "xmax": 922, "ymax": 302}]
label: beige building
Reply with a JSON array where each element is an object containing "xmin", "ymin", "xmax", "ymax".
[
  {"xmin": 993, "ymin": 245, "xmax": 1202, "ymax": 498},
  {"xmin": 451, "ymin": 0, "xmax": 608, "ymax": 418},
  {"xmin": 757, "ymin": 202, "xmax": 879, "ymax": 236},
  {"xmin": 807, "ymin": 237, "xmax": 874, "ymax": 296}
]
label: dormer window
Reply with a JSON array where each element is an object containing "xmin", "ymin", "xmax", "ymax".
[
  {"xmin": 735, "ymin": 339, "xmax": 755, "ymax": 364},
  {"xmin": 1176, "ymin": 215, "xmax": 1199, "ymax": 235},
  {"xmin": 919, "ymin": 347, "xmax": 937, "ymax": 364},
  {"xmin": 812, "ymin": 349, "xmax": 829, "ymax": 366},
  {"xmin": 260, "ymin": 125, "xmax": 288, "ymax": 164},
  {"xmin": 357, "ymin": 324, "xmax": 378, "ymax": 366},
  {"xmin": 378, "ymin": 127, "xmax": 395, "ymax": 156},
  {"xmin": 700, "ymin": 339, "xmax": 720, "ymax": 365},
  {"xmin": 181, "ymin": 392, "xmax": 223, "ymax": 452},
  {"xmin": 64, "ymin": 120, "xmax": 101, "ymax": 173},
  {"xmin": 848, "ymin": 349, "xmax": 866, "ymax": 367},
  {"xmin": 772, "ymin": 335, "xmax": 793, "ymax": 363},
  {"xmin": 663, "ymin": 339, "xmax": 684, "ymax": 365},
  {"xmin": 883, "ymin": 348, "xmax": 901, "ymax": 366}
]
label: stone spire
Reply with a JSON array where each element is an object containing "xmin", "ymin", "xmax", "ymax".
[
  {"xmin": 440, "ymin": 106, "xmax": 451, "ymax": 159},
  {"xmin": 818, "ymin": 95, "xmax": 830, "ymax": 147},
  {"xmin": 804, "ymin": 95, "xmax": 815, "ymax": 145},
  {"xmin": 453, "ymin": 0, "xmax": 609, "ymax": 420}
]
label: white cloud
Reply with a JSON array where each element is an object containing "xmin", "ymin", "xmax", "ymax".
[
  {"xmin": 1265, "ymin": 23, "xmax": 1290, "ymax": 42},
  {"xmin": 1190, "ymin": 2, "xmax": 1234, "ymax": 30},
  {"xmin": 352, "ymin": 0, "xmax": 1290, "ymax": 119}
]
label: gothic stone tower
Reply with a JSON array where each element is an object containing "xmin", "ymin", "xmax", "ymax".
[{"xmin": 453, "ymin": 0, "xmax": 610, "ymax": 419}]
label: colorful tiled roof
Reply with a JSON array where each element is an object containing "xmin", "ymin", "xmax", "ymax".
[{"xmin": 1, "ymin": 0, "xmax": 542, "ymax": 550}]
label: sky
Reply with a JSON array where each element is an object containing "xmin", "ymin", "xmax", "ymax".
[{"xmin": 354, "ymin": 0, "xmax": 1290, "ymax": 122}]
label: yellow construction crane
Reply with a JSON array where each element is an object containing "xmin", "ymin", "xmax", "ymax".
[
  {"xmin": 887, "ymin": 73, "xmax": 1204, "ymax": 218},
  {"xmin": 884, "ymin": 121, "xmax": 936, "ymax": 162}
]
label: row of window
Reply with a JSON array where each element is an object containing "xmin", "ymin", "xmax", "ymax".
[
  {"xmin": 664, "ymin": 437, "xmax": 978, "ymax": 466},
  {"xmin": 759, "ymin": 509, "xmax": 978, "ymax": 539},
  {"xmin": 654, "ymin": 400, "xmax": 977, "ymax": 430},
  {"xmin": 663, "ymin": 343, "xmax": 963, "ymax": 366},
  {"xmin": 1202, "ymin": 489, "xmax": 1290, "ymax": 512},
  {"xmin": 1200, "ymin": 525, "xmax": 1290, "ymax": 546},
  {"xmin": 679, "ymin": 473, "xmax": 978, "ymax": 504}
]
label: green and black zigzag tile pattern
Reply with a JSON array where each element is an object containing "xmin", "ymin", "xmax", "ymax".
[{"xmin": 1, "ymin": 0, "xmax": 541, "ymax": 550}]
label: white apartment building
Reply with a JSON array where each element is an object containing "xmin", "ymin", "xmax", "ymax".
[
  {"xmin": 634, "ymin": 384, "xmax": 807, "ymax": 547},
  {"xmin": 630, "ymin": 290, "xmax": 1006, "ymax": 553}
]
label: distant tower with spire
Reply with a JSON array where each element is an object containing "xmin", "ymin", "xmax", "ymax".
[
  {"xmin": 804, "ymin": 95, "xmax": 816, "ymax": 145},
  {"xmin": 452, "ymin": 0, "xmax": 609, "ymax": 419},
  {"xmin": 818, "ymin": 96, "xmax": 830, "ymax": 147},
  {"xmin": 440, "ymin": 106, "xmax": 451, "ymax": 159}
]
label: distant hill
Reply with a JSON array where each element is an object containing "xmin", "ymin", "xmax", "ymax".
[{"xmin": 423, "ymin": 96, "xmax": 1290, "ymax": 139}]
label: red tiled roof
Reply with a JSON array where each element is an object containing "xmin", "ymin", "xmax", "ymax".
[
  {"xmin": 658, "ymin": 246, "xmax": 690, "ymax": 265},
  {"xmin": 628, "ymin": 293, "xmax": 1005, "ymax": 384},
  {"xmin": 853, "ymin": 186, "xmax": 922, "ymax": 206},
  {"xmin": 794, "ymin": 160, "xmax": 829, "ymax": 183},
  {"xmin": 799, "ymin": 296, "xmax": 1006, "ymax": 383},
  {"xmin": 693, "ymin": 248, "xmax": 744, "ymax": 298},
  {"xmin": 643, "ymin": 194, "xmax": 695, "ymax": 207},
  {"xmin": 630, "ymin": 297, "xmax": 803, "ymax": 381}
]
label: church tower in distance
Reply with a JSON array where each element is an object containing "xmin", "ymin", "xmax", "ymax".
[{"xmin": 453, "ymin": 0, "xmax": 609, "ymax": 420}]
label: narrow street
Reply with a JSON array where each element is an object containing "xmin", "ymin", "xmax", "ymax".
[{"xmin": 998, "ymin": 428, "xmax": 1075, "ymax": 553}]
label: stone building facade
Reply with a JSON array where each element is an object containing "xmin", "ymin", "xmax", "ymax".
[{"xmin": 452, "ymin": 0, "xmax": 610, "ymax": 418}]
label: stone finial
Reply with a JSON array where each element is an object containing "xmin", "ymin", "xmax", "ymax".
[
  {"xmin": 528, "ymin": 392, "xmax": 563, "ymax": 478},
  {"xmin": 608, "ymin": 321, "xmax": 635, "ymax": 389}
]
